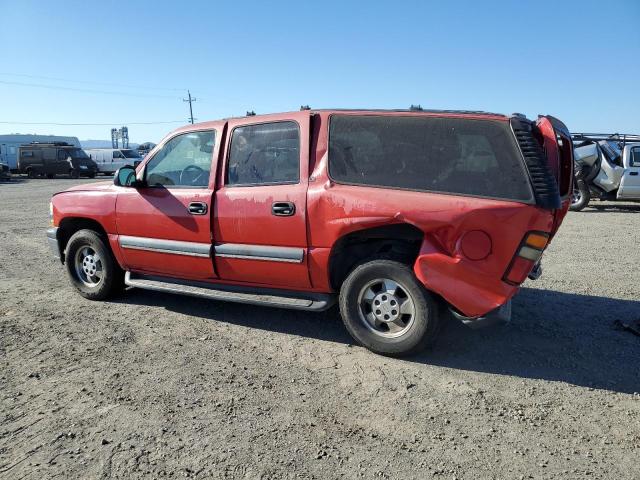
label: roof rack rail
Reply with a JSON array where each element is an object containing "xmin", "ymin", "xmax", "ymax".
[
  {"xmin": 26, "ymin": 141, "xmax": 74, "ymax": 146},
  {"xmin": 571, "ymin": 133, "xmax": 640, "ymax": 149}
]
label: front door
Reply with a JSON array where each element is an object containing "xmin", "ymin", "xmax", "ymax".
[
  {"xmin": 618, "ymin": 146, "xmax": 640, "ymax": 199},
  {"xmin": 214, "ymin": 112, "xmax": 311, "ymax": 289},
  {"xmin": 115, "ymin": 129, "xmax": 219, "ymax": 280}
]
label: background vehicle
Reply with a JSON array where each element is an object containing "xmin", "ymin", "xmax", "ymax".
[
  {"xmin": 47, "ymin": 108, "xmax": 572, "ymax": 356},
  {"xmin": 571, "ymin": 133, "xmax": 640, "ymax": 211},
  {"xmin": 0, "ymin": 134, "xmax": 81, "ymax": 171},
  {"xmin": 18, "ymin": 142, "xmax": 98, "ymax": 178},
  {"xmin": 85, "ymin": 148, "xmax": 143, "ymax": 175},
  {"xmin": 0, "ymin": 162, "xmax": 10, "ymax": 180}
]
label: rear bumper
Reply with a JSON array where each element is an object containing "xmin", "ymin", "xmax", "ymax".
[
  {"xmin": 450, "ymin": 301, "xmax": 512, "ymax": 329},
  {"xmin": 46, "ymin": 227, "xmax": 60, "ymax": 260}
]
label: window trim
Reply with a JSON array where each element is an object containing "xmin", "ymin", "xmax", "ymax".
[
  {"xmin": 326, "ymin": 113, "xmax": 536, "ymax": 205},
  {"xmin": 142, "ymin": 129, "xmax": 217, "ymax": 189},
  {"xmin": 224, "ymin": 120, "xmax": 301, "ymax": 188}
]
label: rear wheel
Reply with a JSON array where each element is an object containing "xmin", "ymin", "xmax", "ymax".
[
  {"xmin": 339, "ymin": 259, "xmax": 439, "ymax": 356},
  {"xmin": 46, "ymin": 173, "xmax": 55, "ymax": 179},
  {"xmin": 65, "ymin": 229, "xmax": 124, "ymax": 300},
  {"xmin": 70, "ymin": 169, "xmax": 79, "ymax": 179},
  {"xmin": 27, "ymin": 168, "xmax": 36, "ymax": 179},
  {"xmin": 570, "ymin": 179, "xmax": 590, "ymax": 211}
]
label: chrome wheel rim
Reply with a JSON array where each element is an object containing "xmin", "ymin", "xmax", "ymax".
[
  {"xmin": 571, "ymin": 188, "xmax": 582, "ymax": 205},
  {"xmin": 357, "ymin": 278, "xmax": 415, "ymax": 338},
  {"xmin": 74, "ymin": 246, "xmax": 103, "ymax": 288}
]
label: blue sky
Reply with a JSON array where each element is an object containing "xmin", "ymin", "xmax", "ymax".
[{"xmin": 1, "ymin": 0, "xmax": 638, "ymax": 143}]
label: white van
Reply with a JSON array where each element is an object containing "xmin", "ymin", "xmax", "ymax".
[{"xmin": 85, "ymin": 148, "xmax": 142, "ymax": 175}]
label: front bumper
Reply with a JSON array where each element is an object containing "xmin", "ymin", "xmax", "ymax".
[
  {"xmin": 450, "ymin": 301, "xmax": 512, "ymax": 329},
  {"xmin": 46, "ymin": 227, "xmax": 60, "ymax": 260}
]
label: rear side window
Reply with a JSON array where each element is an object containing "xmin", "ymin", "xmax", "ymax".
[
  {"xmin": 328, "ymin": 115, "xmax": 533, "ymax": 202},
  {"xmin": 227, "ymin": 121, "xmax": 300, "ymax": 186},
  {"xmin": 43, "ymin": 148, "xmax": 56, "ymax": 161}
]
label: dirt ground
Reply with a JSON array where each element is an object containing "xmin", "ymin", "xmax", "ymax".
[{"xmin": 1, "ymin": 178, "xmax": 639, "ymax": 479}]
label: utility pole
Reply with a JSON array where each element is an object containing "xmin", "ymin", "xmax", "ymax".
[{"xmin": 183, "ymin": 90, "xmax": 196, "ymax": 124}]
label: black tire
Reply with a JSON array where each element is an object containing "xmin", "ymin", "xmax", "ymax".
[
  {"xmin": 46, "ymin": 173, "xmax": 55, "ymax": 179},
  {"xmin": 27, "ymin": 168, "xmax": 36, "ymax": 179},
  {"xmin": 570, "ymin": 179, "xmax": 591, "ymax": 211},
  {"xmin": 70, "ymin": 169, "xmax": 79, "ymax": 179},
  {"xmin": 339, "ymin": 258, "xmax": 439, "ymax": 356},
  {"xmin": 88, "ymin": 172, "xmax": 96, "ymax": 179},
  {"xmin": 65, "ymin": 229, "xmax": 124, "ymax": 300}
]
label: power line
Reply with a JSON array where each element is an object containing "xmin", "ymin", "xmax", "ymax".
[
  {"xmin": 0, "ymin": 72, "xmax": 184, "ymax": 91},
  {"xmin": 0, "ymin": 79, "xmax": 180, "ymax": 99},
  {"xmin": 0, "ymin": 120, "xmax": 185, "ymax": 126}
]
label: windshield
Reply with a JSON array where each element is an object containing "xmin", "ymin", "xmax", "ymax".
[
  {"xmin": 121, "ymin": 149, "xmax": 141, "ymax": 159},
  {"xmin": 68, "ymin": 148, "xmax": 90, "ymax": 159}
]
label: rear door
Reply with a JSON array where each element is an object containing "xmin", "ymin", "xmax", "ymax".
[
  {"xmin": 115, "ymin": 129, "xmax": 219, "ymax": 280},
  {"xmin": 213, "ymin": 112, "xmax": 311, "ymax": 289},
  {"xmin": 618, "ymin": 146, "xmax": 640, "ymax": 199}
]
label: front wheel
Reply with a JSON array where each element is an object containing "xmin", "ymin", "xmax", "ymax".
[
  {"xmin": 70, "ymin": 169, "xmax": 79, "ymax": 179},
  {"xmin": 570, "ymin": 179, "xmax": 591, "ymax": 211},
  {"xmin": 339, "ymin": 259, "xmax": 439, "ymax": 356},
  {"xmin": 65, "ymin": 229, "xmax": 124, "ymax": 300}
]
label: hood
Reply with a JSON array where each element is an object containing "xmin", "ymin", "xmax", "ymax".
[{"xmin": 56, "ymin": 181, "xmax": 114, "ymax": 194}]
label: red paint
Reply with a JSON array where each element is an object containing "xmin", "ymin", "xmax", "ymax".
[{"xmin": 51, "ymin": 109, "xmax": 572, "ymax": 319}]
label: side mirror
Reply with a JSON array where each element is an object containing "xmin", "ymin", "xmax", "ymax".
[{"xmin": 114, "ymin": 165, "xmax": 138, "ymax": 187}]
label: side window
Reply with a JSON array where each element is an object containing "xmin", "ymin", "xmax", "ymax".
[
  {"xmin": 328, "ymin": 115, "xmax": 533, "ymax": 202},
  {"xmin": 43, "ymin": 148, "xmax": 56, "ymax": 161},
  {"xmin": 227, "ymin": 121, "xmax": 300, "ymax": 186},
  {"xmin": 631, "ymin": 147, "xmax": 640, "ymax": 167},
  {"xmin": 57, "ymin": 149, "xmax": 67, "ymax": 160},
  {"xmin": 113, "ymin": 151, "xmax": 125, "ymax": 159},
  {"xmin": 145, "ymin": 130, "xmax": 215, "ymax": 187},
  {"xmin": 22, "ymin": 150, "xmax": 34, "ymax": 158}
]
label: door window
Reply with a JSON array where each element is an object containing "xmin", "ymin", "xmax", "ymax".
[
  {"xmin": 57, "ymin": 149, "xmax": 68, "ymax": 161},
  {"xmin": 631, "ymin": 147, "xmax": 640, "ymax": 167},
  {"xmin": 227, "ymin": 122, "xmax": 300, "ymax": 186},
  {"xmin": 145, "ymin": 130, "xmax": 215, "ymax": 187},
  {"xmin": 113, "ymin": 151, "xmax": 125, "ymax": 159}
]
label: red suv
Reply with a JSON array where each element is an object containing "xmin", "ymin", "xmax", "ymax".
[{"xmin": 47, "ymin": 108, "xmax": 573, "ymax": 356}]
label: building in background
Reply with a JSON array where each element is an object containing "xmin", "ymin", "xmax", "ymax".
[{"xmin": 0, "ymin": 134, "xmax": 81, "ymax": 170}]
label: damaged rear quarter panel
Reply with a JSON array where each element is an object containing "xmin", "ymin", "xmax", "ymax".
[{"xmin": 307, "ymin": 140, "xmax": 554, "ymax": 317}]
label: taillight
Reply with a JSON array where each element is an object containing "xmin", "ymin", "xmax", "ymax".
[{"xmin": 503, "ymin": 232, "xmax": 549, "ymax": 285}]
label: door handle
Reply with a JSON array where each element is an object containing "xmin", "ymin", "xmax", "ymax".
[
  {"xmin": 272, "ymin": 201, "xmax": 295, "ymax": 216},
  {"xmin": 188, "ymin": 201, "xmax": 208, "ymax": 215}
]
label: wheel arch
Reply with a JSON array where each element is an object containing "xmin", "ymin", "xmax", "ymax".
[
  {"xmin": 57, "ymin": 217, "xmax": 110, "ymax": 263},
  {"xmin": 327, "ymin": 223, "xmax": 424, "ymax": 291}
]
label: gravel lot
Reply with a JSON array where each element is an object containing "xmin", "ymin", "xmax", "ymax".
[{"xmin": 1, "ymin": 178, "xmax": 639, "ymax": 479}]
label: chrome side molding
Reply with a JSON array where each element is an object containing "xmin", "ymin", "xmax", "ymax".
[
  {"xmin": 119, "ymin": 236, "xmax": 211, "ymax": 257},
  {"xmin": 214, "ymin": 243, "xmax": 304, "ymax": 263}
]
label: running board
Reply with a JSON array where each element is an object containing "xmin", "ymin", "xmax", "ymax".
[{"xmin": 124, "ymin": 272, "xmax": 335, "ymax": 312}]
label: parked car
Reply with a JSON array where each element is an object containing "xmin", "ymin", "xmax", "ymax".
[
  {"xmin": 570, "ymin": 133, "xmax": 640, "ymax": 211},
  {"xmin": 85, "ymin": 148, "xmax": 143, "ymax": 175},
  {"xmin": 18, "ymin": 142, "xmax": 98, "ymax": 178},
  {"xmin": 0, "ymin": 162, "xmax": 10, "ymax": 180},
  {"xmin": 46, "ymin": 108, "xmax": 573, "ymax": 356}
]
